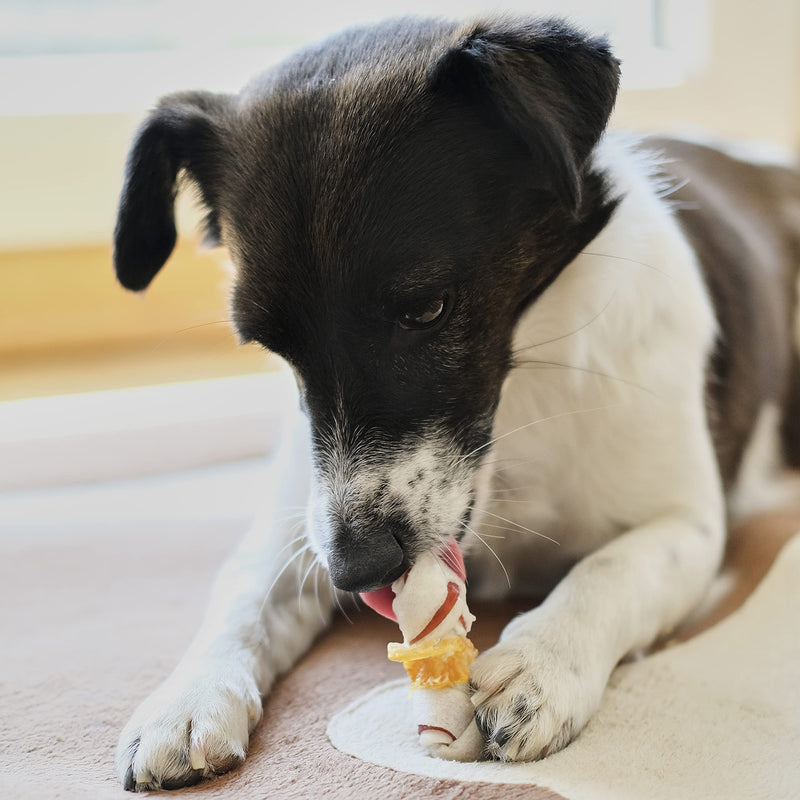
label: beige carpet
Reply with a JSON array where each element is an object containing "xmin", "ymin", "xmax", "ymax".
[
  {"xmin": 1, "ymin": 460, "xmax": 798, "ymax": 800},
  {"xmin": 329, "ymin": 533, "xmax": 800, "ymax": 799}
]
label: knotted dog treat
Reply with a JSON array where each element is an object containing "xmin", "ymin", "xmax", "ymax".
[{"xmin": 361, "ymin": 538, "xmax": 477, "ymax": 751}]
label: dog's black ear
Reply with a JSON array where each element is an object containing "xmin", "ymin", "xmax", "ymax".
[
  {"xmin": 113, "ymin": 91, "xmax": 232, "ymax": 291},
  {"xmin": 429, "ymin": 18, "xmax": 620, "ymax": 213}
]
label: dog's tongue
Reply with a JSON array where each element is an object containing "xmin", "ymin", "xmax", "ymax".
[{"xmin": 359, "ymin": 536, "xmax": 465, "ymax": 622}]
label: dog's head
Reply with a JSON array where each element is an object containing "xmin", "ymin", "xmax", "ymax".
[{"xmin": 114, "ymin": 17, "xmax": 619, "ymax": 592}]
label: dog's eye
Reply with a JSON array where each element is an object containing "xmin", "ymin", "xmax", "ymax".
[{"xmin": 397, "ymin": 295, "xmax": 448, "ymax": 331}]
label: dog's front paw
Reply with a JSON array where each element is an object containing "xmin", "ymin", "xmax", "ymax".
[
  {"xmin": 469, "ymin": 628, "xmax": 605, "ymax": 762},
  {"xmin": 116, "ymin": 660, "xmax": 262, "ymax": 792}
]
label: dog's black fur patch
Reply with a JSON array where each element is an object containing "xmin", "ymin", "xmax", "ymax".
[
  {"xmin": 114, "ymin": 17, "xmax": 622, "ymax": 589},
  {"xmin": 115, "ymin": 17, "xmax": 619, "ymax": 458},
  {"xmin": 114, "ymin": 91, "xmax": 232, "ymax": 291}
]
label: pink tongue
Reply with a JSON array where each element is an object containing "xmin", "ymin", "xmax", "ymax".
[{"xmin": 359, "ymin": 536, "xmax": 465, "ymax": 622}]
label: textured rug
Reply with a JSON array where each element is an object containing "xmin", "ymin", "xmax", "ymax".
[
  {"xmin": 1, "ymin": 457, "xmax": 799, "ymax": 800},
  {"xmin": 328, "ymin": 533, "xmax": 800, "ymax": 800}
]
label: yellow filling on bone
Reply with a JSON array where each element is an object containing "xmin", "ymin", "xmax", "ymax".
[{"xmin": 387, "ymin": 635, "xmax": 478, "ymax": 689}]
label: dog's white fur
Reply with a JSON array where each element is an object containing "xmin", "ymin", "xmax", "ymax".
[{"xmin": 118, "ymin": 134, "xmax": 738, "ymax": 783}]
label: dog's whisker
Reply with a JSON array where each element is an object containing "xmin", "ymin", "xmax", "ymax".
[
  {"xmin": 512, "ymin": 290, "xmax": 617, "ymax": 354},
  {"xmin": 170, "ymin": 319, "xmax": 233, "ymax": 335},
  {"xmin": 298, "ymin": 550, "xmax": 320, "ymax": 607},
  {"xmin": 274, "ymin": 507, "xmax": 310, "ymax": 522},
  {"xmin": 312, "ymin": 565, "xmax": 327, "ymax": 626},
  {"xmin": 475, "ymin": 509, "xmax": 560, "ymax": 546},
  {"xmin": 469, "ymin": 529, "xmax": 505, "ymax": 539},
  {"xmin": 459, "ymin": 404, "xmax": 620, "ymax": 464},
  {"xmin": 478, "ymin": 456, "xmax": 539, "ymax": 468},
  {"xmin": 487, "ymin": 463, "xmax": 535, "ymax": 476},
  {"xmin": 488, "ymin": 496, "xmax": 547, "ymax": 504},
  {"xmin": 269, "ymin": 530, "xmax": 308, "ymax": 560},
  {"xmin": 332, "ymin": 583, "xmax": 354, "ymax": 625},
  {"xmin": 474, "ymin": 520, "xmax": 524, "ymax": 532},
  {"xmin": 314, "ymin": 564, "xmax": 329, "ymax": 625},
  {"xmin": 477, "ymin": 520, "xmax": 554, "ymax": 540},
  {"xmin": 147, "ymin": 319, "xmax": 235, "ymax": 352},
  {"xmin": 509, "ymin": 359, "xmax": 657, "ymax": 397},
  {"xmin": 436, "ymin": 539, "xmax": 462, "ymax": 577},
  {"xmin": 453, "ymin": 515, "xmax": 507, "ymax": 540},
  {"xmin": 296, "ymin": 550, "xmax": 311, "ymax": 603},
  {"xmin": 433, "ymin": 552, "xmax": 451, "ymax": 583},
  {"xmin": 579, "ymin": 249, "xmax": 674, "ymax": 279},
  {"xmin": 272, "ymin": 518, "xmax": 307, "ymax": 537},
  {"xmin": 484, "ymin": 479, "xmax": 541, "ymax": 490},
  {"xmin": 265, "ymin": 517, "xmax": 305, "ymax": 544},
  {"xmin": 260, "ymin": 542, "xmax": 312, "ymax": 614},
  {"xmin": 461, "ymin": 521, "xmax": 511, "ymax": 588}
]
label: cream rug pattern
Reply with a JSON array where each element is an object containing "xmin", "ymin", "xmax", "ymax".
[{"xmin": 328, "ymin": 534, "xmax": 800, "ymax": 800}]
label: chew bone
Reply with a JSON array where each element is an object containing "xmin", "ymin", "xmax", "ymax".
[{"xmin": 366, "ymin": 542, "xmax": 478, "ymax": 752}]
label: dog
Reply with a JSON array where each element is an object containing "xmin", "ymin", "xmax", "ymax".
[{"xmin": 112, "ymin": 15, "xmax": 800, "ymax": 791}]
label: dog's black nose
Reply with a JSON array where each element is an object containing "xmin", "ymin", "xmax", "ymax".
[{"xmin": 327, "ymin": 522, "xmax": 409, "ymax": 593}]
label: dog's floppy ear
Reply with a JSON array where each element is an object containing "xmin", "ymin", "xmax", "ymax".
[
  {"xmin": 429, "ymin": 18, "xmax": 620, "ymax": 213},
  {"xmin": 113, "ymin": 91, "xmax": 232, "ymax": 291}
]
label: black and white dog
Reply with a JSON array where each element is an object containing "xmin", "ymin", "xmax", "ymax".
[{"xmin": 113, "ymin": 16, "xmax": 800, "ymax": 791}]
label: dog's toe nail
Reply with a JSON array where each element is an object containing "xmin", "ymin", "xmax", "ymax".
[
  {"xmin": 123, "ymin": 766, "xmax": 136, "ymax": 792},
  {"xmin": 161, "ymin": 770, "xmax": 204, "ymax": 791},
  {"xmin": 493, "ymin": 725, "xmax": 513, "ymax": 748},
  {"xmin": 189, "ymin": 743, "xmax": 207, "ymax": 770},
  {"xmin": 470, "ymin": 689, "xmax": 493, "ymax": 707}
]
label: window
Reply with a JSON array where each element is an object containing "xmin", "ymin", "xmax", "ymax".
[
  {"xmin": 1, "ymin": 1, "xmax": 708, "ymax": 116},
  {"xmin": 0, "ymin": 0, "xmax": 710, "ymax": 250}
]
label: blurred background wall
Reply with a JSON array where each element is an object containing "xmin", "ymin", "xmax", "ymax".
[{"xmin": 1, "ymin": 0, "xmax": 798, "ymax": 401}]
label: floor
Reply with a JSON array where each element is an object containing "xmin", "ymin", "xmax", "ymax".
[{"xmin": 1, "ymin": 241, "xmax": 277, "ymax": 402}]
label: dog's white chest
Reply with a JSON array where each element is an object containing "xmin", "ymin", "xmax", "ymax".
[{"xmin": 464, "ymin": 138, "xmax": 721, "ymax": 597}]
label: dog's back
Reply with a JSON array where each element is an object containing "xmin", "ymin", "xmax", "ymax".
[{"xmin": 644, "ymin": 138, "xmax": 800, "ymax": 487}]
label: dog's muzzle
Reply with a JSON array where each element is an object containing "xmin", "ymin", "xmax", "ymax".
[{"xmin": 326, "ymin": 519, "xmax": 410, "ymax": 593}]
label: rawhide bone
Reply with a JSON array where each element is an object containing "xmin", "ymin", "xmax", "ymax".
[{"xmin": 361, "ymin": 537, "xmax": 477, "ymax": 751}]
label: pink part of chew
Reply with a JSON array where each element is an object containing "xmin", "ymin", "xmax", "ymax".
[{"xmin": 359, "ymin": 536, "xmax": 466, "ymax": 621}]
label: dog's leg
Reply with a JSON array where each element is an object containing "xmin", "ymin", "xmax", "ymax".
[
  {"xmin": 116, "ymin": 414, "xmax": 333, "ymax": 791},
  {"xmin": 450, "ymin": 513, "xmax": 725, "ymax": 762}
]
